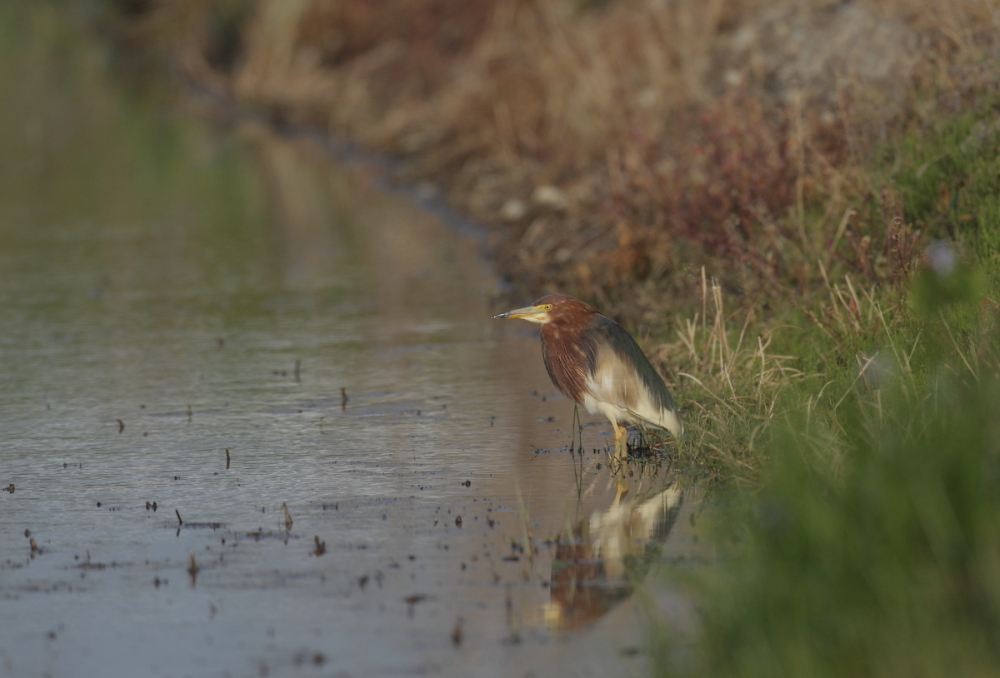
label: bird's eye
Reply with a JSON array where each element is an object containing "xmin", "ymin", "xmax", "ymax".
[{"xmin": 542, "ymin": 304, "xmax": 553, "ymax": 311}]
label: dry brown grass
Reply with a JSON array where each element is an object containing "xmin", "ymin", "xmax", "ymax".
[{"xmin": 651, "ymin": 267, "xmax": 806, "ymax": 479}]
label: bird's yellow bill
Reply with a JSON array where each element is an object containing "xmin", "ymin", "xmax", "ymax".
[{"xmin": 492, "ymin": 305, "xmax": 549, "ymax": 322}]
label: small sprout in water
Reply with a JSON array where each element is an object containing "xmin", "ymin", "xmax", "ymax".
[
  {"xmin": 175, "ymin": 510, "xmax": 183, "ymax": 526},
  {"xmin": 225, "ymin": 449, "xmax": 231, "ymax": 470},
  {"xmin": 341, "ymin": 387, "xmax": 348, "ymax": 410},
  {"xmin": 117, "ymin": 419, "xmax": 124, "ymax": 433},
  {"xmin": 404, "ymin": 594, "xmax": 428, "ymax": 617},
  {"xmin": 282, "ymin": 503, "xmax": 293, "ymax": 532},
  {"xmin": 313, "ymin": 536, "xmax": 326, "ymax": 556},
  {"xmin": 188, "ymin": 552, "xmax": 198, "ymax": 585}
]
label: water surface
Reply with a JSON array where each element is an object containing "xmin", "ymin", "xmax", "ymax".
[{"xmin": 0, "ymin": 11, "xmax": 701, "ymax": 678}]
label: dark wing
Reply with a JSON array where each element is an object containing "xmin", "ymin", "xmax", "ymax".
[{"xmin": 585, "ymin": 314, "xmax": 679, "ymax": 414}]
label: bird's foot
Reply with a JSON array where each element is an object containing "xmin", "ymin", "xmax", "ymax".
[{"xmin": 611, "ymin": 435, "xmax": 629, "ymax": 465}]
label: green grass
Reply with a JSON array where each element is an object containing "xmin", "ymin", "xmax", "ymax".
[
  {"xmin": 678, "ymin": 369, "xmax": 1000, "ymax": 678},
  {"xmin": 652, "ymin": 103, "xmax": 1000, "ymax": 677}
]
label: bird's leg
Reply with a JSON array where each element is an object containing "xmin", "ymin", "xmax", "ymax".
[
  {"xmin": 569, "ymin": 403, "xmax": 583, "ymax": 454},
  {"xmin": 611, "ymin": 420, "xmax": 628, "ymax": 463}
]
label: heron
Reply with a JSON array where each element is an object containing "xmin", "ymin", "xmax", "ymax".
[{"xmin": 493, "ymin": 293, "xmax": 682, "ymax": 453}]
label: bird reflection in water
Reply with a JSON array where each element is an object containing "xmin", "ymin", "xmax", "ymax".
[{"xmin": 542, "ymin": 463, "xmax": 683, "ymax": 631}]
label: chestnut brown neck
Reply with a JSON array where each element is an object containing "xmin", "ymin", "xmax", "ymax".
[{"xmin": 538, "ymin": 297, "xmax": 596, "ymax": 403}]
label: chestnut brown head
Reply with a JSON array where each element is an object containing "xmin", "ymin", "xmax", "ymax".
[{"xmin": 491, "ymin": 294, "xmax": 595, "ymax": 326}]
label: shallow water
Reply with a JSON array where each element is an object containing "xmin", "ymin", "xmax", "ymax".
[{"xmin": 0, "ymin": 11, "xmax": 702, "ymax": 678}]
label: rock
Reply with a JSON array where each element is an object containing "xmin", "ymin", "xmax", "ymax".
[
  {"xmin": 501, "ymin": 197, "xmax": 527, "ymax": 222},
  {"xmin": 532, "ymin": 185, "xmax": 567, "ymax": 212}
]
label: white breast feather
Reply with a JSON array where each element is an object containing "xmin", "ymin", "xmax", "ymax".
[{"xmin": 581, "ymin": 344, "xmax": 682, "ymax": 438}]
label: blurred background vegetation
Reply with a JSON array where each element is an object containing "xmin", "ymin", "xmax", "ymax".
[
  {"xmin": 101, "ymin": 0, "xmax": 998, "ymax": 308},
  {"xmin": 8, "ymin": 0, "xmax": 1000, "ymax": 674}
]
